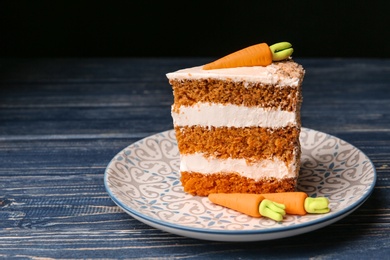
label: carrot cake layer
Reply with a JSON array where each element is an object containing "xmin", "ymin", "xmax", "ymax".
[
  {"xmin": 180, "ymin": 172, "xmax": 297, "ymax": 197},
  {"xmin": 174, "ymin": 126, "xmax": 300, "ymax": 162},
  {"xmin": 171, "ymin": 80, "xmax": 301, "ymax": 112},
  {"xmin": 168, "ymin": 61, "xmax": 304, "ymax": 110}
]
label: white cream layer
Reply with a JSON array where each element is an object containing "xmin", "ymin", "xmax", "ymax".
[
  {"xmin": 172, "ymin": 102, "xmax": 297, "ymax": 128},
  {"xmin": 180, "ymin": 153, "xmax": 296, "ymax": 180},
  {"xmin": 166, "ymin": 62, "xmax": 303, "ymax": 87}
]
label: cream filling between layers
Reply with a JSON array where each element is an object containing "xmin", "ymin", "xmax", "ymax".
[
  {"xmin": 180, "ymin": 153, "xmax": 296, "ymax": 180},
  {"xmin": 172, "ymin": 102, "xmax": 297, "ymax": 128}
]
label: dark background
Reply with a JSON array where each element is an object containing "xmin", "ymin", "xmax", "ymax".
[{"xmin": 1, "ymin": 0, "xmax": 389, "ymax": 58}]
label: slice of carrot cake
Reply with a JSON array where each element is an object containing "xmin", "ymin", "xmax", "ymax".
[{"xmin": 166, "ymin": 42, "xmax": 305, "ymax": 196}]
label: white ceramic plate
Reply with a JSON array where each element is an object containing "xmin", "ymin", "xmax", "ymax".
[{"xmin": 104, "ymin": 128, "xmax": 376, "ymax": 242}]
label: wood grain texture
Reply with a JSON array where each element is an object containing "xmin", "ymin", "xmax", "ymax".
[{"xmin": 0, "ymin": 58, "xmax": 389, "ymax": 259}]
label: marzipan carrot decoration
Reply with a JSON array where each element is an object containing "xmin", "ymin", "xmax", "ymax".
[
  {"xmin": 208, "ymin": 193, "xmax": 286, "ymax": 221},
  {"xmin": 261, "ymin": 192, "xmax": 330, "ymax": 215},
  {"xmin": 208, "ymin": 192, "xmax": 330, "ymax": 221},
  {"xmin": 203, "ymin": 42, "xmax": 294, "ymax": 70}
]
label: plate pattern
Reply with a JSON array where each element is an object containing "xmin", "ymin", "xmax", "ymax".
[{"xmin": 105, "ymin": 128, "xmax": 375, "ymax": 232}]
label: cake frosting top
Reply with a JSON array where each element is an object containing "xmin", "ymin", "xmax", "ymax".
[{"xmin": 166, "ymin": 61, "xmax": 304, "ymax": 87}]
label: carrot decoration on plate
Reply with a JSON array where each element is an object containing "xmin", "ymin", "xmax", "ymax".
[
  {"xmin": 203, "ymin": 42, "xmax": 294, "ymax": 70},
  {"xmin": 261, "ymin": 192, "xmax": 330, "ymax": 215},
  {"xmin": 208, "ymin": 193, "xmax": 286, "ymax": 221},
  {"xmin": 208, "ymin": 192, "xmax": 330, "ymax": 221}
]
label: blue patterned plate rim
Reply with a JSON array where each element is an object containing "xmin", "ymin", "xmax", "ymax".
[{"xmin": 104, "ymin": 128, "xmax": 376, "ymax": 237}]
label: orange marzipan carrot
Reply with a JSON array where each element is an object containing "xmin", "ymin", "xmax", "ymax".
[
  {"xmin": 208, "ymin": 193, "xmax": 264, "ymax": 218},
  {"xmin": 261, "ymin": 192, "xmax": 308, "ymax": 215},
  {"xmin": 203, "ymin": 43, "xmax": 272, "ymax": 70}
]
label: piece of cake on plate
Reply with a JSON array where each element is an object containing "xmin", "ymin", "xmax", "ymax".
[{"xmin": 166, "ymin": 42, "xmax": 305, "ymax": 196}]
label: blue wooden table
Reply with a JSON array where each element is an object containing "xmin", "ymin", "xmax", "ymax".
[{"xmin": 0, "ymin": 58, "xmax": 389, "ymax": 259}]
